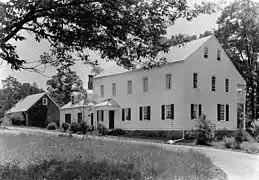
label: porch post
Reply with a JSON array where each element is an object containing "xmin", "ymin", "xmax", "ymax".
[
  {"xmin": 25, "ymin": 112, "xmax": 29, "ymax": 126},
  {"xmin": 243, "ymin": 103, "xmax": 246, "ymax": 130}
]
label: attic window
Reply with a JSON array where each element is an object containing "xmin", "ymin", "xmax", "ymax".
[
  {"xmin": 71, "ymin": 96, "xmax": 75, "ymax": 104},
  {"xmin": 42, "ymin": 98, "xmax": 48, "ymax": 105},
  {"xmin": 217, "ymin": 49, "xmax": 221, "ymax": 61},
  {"xmin": 204, "ymin": 46, "xmax": 208, "ymax": 58}
]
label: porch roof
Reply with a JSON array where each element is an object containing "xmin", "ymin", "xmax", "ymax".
[{"xmin": 94, "ymin": 98, "xmax": 120, "ymax": 108}]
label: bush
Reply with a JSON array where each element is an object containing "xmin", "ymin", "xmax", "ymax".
[
  {"xmin": 251, "ymin": 120, "xmax": 259, "ymax": 137},
  {"xmin": 214, "ymin": 128, "xmax": 233, "ymax": 141},
  {"xmin": 69, "ymin": 122, "xmax": 79, "ymax": 133},
  {"xmin": 47, "ymin": 122, "xmax": 57, "ymax": 130},
  {"xmin": 223, "ymin": 137, "xmax": 239, "ymax": 149},
  {"xmin": 9, "ymin": 113, "xmax": 24, "ymax": 125},
  {"xmin": 78, "ymin": 122, "xmax": 91, "ymax": 134},
  {"xmin": 234, "ymin": 129, "xmax": 244, "ymax": 146},
  {"xmin": 189, "ymin": 114, "xmax": 216, "ymax": 145},
  {"xmin": 107, "ymin": 128, "xmax": 125, "ymax": 136},
  {"xmin": 97, "ymin": 122, "xmax": 108, "ymax": 135},
  {"xmin": 61, "ymin": 122, "xmax": 69, "ymax": 132}
]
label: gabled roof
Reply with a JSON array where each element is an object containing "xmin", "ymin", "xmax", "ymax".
[
  {"xmin": 60, "ymin": 99, "xmax": 95, "ymax": 110},
  {"xmin": 95, "ymin": 35, "xmax": 213, "ymax": 78},
  {"xmin": 6, "ymin": 93, "xmax": 46, "ymax": 113},
  {"xmin": 94, "ymin": 98, "xmax": 120, "ymax": 108}
]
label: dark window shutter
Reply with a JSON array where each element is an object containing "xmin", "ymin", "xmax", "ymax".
[
  {"xmin": 199, "ymin": 104, "xmax": 202, "ymax": 117},
  {"xmin": 147, "ymin": 106, "xmax": 151, "ymax": 120},
  {"xmin": 171, "ymin": 104, "xmax": 174, "ymax": 120},
  {"xmin": 217, "ymin": 104, "xmax": 221, "ymax": 121},
  {"xmin": 128, "ymin": 108, "xmax": 131, "ymax": 120},
  {"xmin": 122, "ymin": 109, "xmax": 125, "ymax": 121},
  {"xmin": 161, "ymin": 105, "xmax": 165, "ymax": 120},
  {"xmin": 191, "ymin": 104, "xmax": 194, "ymax": 119},
  {"xmin": 226, "ymin": 104, "xmax": 229, "ymax": 121},
  {"xmin": 97, "ymin": 111, "xmax": 99, "ymax": 122},
  {"xmin": 139, "ymin": 107, "xmax": 143, "ymax": 121}
]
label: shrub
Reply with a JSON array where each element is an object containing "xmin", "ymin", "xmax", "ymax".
[
  {"xmin": 234, "ymin": 129, "xmax": 244, "ymax": 147},
  {"xmin": 223, "ymin": 137, "xmax": 239, "ymax": 149},
  {"xmin": 78, "ymin": 122, "xmax": 91, "ymax": 135},
  {"xmin": 61, "ymin": 122, "xmax": 69, "ymax": 132},
  {"xmin": 47, "ymin": 122, "xmax": 57, "ymax": 130},
  {"xmin": 214, "ymin": 128, "xmax": 233, "ymax": 141},
  {"xmin": 97, "ymin": 122, "xmax": 108, "ymax": 135},
  {"xmin": 69, "ymin": 122, "xmax": 79, "ymax": 133},
  {"xmin": 251, "ymin": 120, "xmax": 259, "ymax": 137},
  {"xmin": 189, "ymin": 114, "xmax": 216, "ymax": 145},
  {"xmin": 9, "ymin": 113, "xmax": 24, "ymax": 125},
  {"xmin": 107, "ymin": 128, "xmax": 125, "ymax": 136}
]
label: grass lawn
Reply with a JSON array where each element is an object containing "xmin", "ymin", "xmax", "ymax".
[{"xmin": 0, "ymin": 131, "xmax": 222, "ymax": 180}]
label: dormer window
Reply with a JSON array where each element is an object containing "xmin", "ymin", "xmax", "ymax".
[
  {"xmin": 71, "ymin": 96, "xmax": 75, "ymax": 104},
  {"xmin": 42, "ymin": 98, "xmax": 48, "ymax": 106},
  {"xmin": 217, "ymin": 49, "xmax": 221, "ymax": 61},
  {"xmin": 204, "ymin": 46, "xmax": 208, "ymax": 58}
]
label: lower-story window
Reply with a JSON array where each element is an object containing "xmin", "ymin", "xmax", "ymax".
[
  {"xmin": 191, "ymin": 104, "xmax": 202, "ymax": 120},
  {"xmin": 97, "ymin": 110, "xmax": 104, "ymax": 122},
  {"xmin": 65, "ymin": 113, "xmax": 71, "ymax": 124},
  {"xmin": 218, "ymin": 104, "xmax": 229, "ymax": 121},
  {"xmin": 122, "ymin": 108, "xmax": 131, "ymax": 121},
  {"xmin": 77, "ymin": 112, "xmax": 82, "ymax": 123},
  {"xmin": 139, "ymin": 106, "xmax": 151, "ymax": 121},
  {"xmin": 161, "ymin": 104, "xmax": 174, "ymax": 120}
]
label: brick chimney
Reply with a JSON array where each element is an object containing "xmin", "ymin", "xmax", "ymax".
[
  {"xmin": 88, "ymin": 75, "xmax": 93, "ymax": 90},
  {"xmin": 21, "ymin": 83, "xmax": 30, "ymax": 99}
]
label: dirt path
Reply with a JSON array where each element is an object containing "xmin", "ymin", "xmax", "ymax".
[{"xmin": 2, "ymin": 126, "xmax": 259, "ymax": 180}]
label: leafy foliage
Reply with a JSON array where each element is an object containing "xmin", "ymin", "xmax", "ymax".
[
  {"xmin": 0, "ymin": 0, "xmax": 216, "ymax": 71},
  {"xmin": 78, "ymin": 122, "xmax": 91, "ymax": 135},
  {"xmin": 234, "ymin": 129, "xmax": 245, "ymax": 147},
  {"xmin": 46, "ymin": 69, "xmax": 85, "ymax": 106},
  {"xmin": 250, "ymin": 120, "xmax": 259, "ymax": 137},
  {"xmin": 188, "ymin": 114, "xmax": 216, "ymax": 145},
  {"xmin": 69, "ymin": 122, "xmax": 79, "ymax": 134},
  {"xmin": 9, "ymin": 113, "xmax": 24, "ymax": 126},
  {"xmin": 223, "ymin": 137, "xmax": 239, "ymax": 149},
  {"xmin": 214, "ymin": 128, "xmax": 234, "ymax": 141},
  {"xmin": 61, "ymin": 122, "xmax": 69, "ymax": 132},
  {"xmin": 97, "ymin": 122, "xmax": 108, "ymax": 135},
  {"xmin": 107, "ymin": 128, "xmax": 126, "ymax": 136},
  {"xmin": 47, "ymin": 122, "xmax": 57, "ymax": 130}
]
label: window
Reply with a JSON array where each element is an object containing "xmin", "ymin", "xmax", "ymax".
[
  {"xmin": 204, "ymin": 46, "xmax": 208, "ymax": 58},
  {"xmin": 161, "ymin": 104, "xmax": 174, "ymax": 120},
  {"xmin": 225, "ymin": 78, "xmax": 229, "ymax": 92},
  {"xmin": 122, "ymin": 108, "xmax": 131, "ymax": 121},
  {"xmin": 97, "ymin": 110, "xmax": 104, "ymax": 122},
  {"xmin": 191, "ymin": 104, "xmax": 202, "ymax": 120},
  {"xmin": 143, "ymin": 77, "xmax": 148, "ymax": 92},
  {"xmin": 101, "ymin": 85, "xmax": 104, "ymax": 97},
  {"xmin": 112, "ymin": 83, "xmax": 116, "ymax": 96},
  {"xmin": 77, "ymin": 112, "xmax": 82, "ymax": 123},
  {"xmin": 193, "ymin": 73, "xmax": 198, "ymax": 88},
  {"xmin": 127, "ymin": 80, "xmax": 132, "ymax": 94},
  {"xmin": 139, "ymin": 106, "xmax": 151, "ymax": 121},
  {"xmin": 166, "ymin": 74, "xmax": 172, "ymax": 89},
  {"xmin": 217, "ymin": 49, "xmax": 221, "ymax": 61},
  {"xmin": 212, "ymin": 76, "xmax": 216, "ymax": 91},
  {"xmin": 217, "ymin": 104, "xmax": 229, "ymax": 121},
  {"xmin": 65, "ymin": 114, "xmax": 71, "ymax": 124},
  {"xmin": 42, "ymin": 98, "xmax": 48, "ymax": 105}
]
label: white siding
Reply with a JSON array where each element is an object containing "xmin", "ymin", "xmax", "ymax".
[
  {"xmin": 183, "ymin": 36, "xmax": 246, "ymax": 130},
  {"xmin": 93, "ymin": 62, "xmax": 186, "ymax": 130},
  {"xmin": 60, "ymin": 107, "xmax": 92, "ymax": 126}
]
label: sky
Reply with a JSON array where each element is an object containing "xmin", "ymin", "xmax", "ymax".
[{"xmin": 0, "ymin": 0, "xmax": 251, "ymax": 90}]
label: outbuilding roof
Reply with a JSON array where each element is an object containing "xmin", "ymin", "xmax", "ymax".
[
  {"xmin": 6, "ymin": 93, "xmax": 46, "ymax": 113},
  {"xmin": 60, "ymin": 99, "xmax": 95, "ymax": 110}
]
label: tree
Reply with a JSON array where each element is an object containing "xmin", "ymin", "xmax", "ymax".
[
  {"xmin": 46, "ymin": 69, "xmax": 84, "ymax": 106},
  {"xmin": 214, "ymin": 0, "xmax": 259, "ymax": 123},
  {"xmin": 0, "ymin": 0, "xmax": 216, "ymax": 71},
  {"xmin": 91, "ymin": 66, "xmax": 104, "ymax": 76},
  {"xmin": 199, "ymin": 30, "xmax": 213, "ymax": 38}
]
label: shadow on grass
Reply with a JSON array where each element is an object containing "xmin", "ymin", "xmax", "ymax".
[{"xmin": 0, "ymin": 158, "xmax": 142, "ymax": 180}]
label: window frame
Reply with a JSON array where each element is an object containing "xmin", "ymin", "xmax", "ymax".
[
  {"xmin": 193, "ymin": 73, "xmax": 198, "ymax": 89},
  {"xmin": 217, "ymin": 49, "xmax": 221, "ymax": 61},
  {"xmin": 165, "ymin": 74, "xmax": 172, "ymax": 89},
  {"xmin": 42, "ymin": 98, "xmax": 48, "ymax": 106},
  {"xmin": 112, "ymin": 83, "xmax": 116, "ymax": 96},
  {"xmin": 143, "ymin": 77, "xmax": 148, "ymax": 92},
  {"xmin": 204, "ymin": 46, "xmax": 208, "ymax": 58},
  {"xmin": 127, "ymin": 80, "xmax": 132, "ymax": 94},
  {"xmin": 225, "ymin": 78, "xmax": 229, "ymax": 92},
  {"xmin": 122, "ymin": 108, "xmax": 131, "ymax": 121},
  {"xmin": 191, "ymin": 104, "xmax": 202, "ymax": 120},
  {"xmin": 65, "ymin": 113, "xmax": 71, "ymax": 124},
  {"xmin": 77, "ymin": 112, "xmax": 82, "ymax": 123},
  {"xmin": 212, "ymin": 76, "xmax": 216, "ymax": 92},
  {"xmin": 139, "ymin": 106, "xmax": 151, "ymax": 121},
  {"xmin": 100, "ymin": 85, "xmax": 104, "ymax": 97}
]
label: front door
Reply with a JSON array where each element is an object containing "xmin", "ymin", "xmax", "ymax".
[
  {"xmin": 109, "ymin": 110, "xmax": 115, "ymax": 129},
  {"xmin": 91, "ymin": 113, "xmax": 94, "ymax": 126}
]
